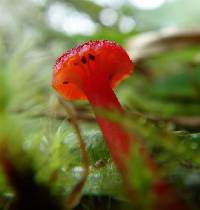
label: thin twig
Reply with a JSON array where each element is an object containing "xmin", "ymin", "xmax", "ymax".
[
  {"xmin": 58, "ymin": 97, "xmax": 89, "ymax": 209},
  {"xmin": 11, "ymin": 107, "xmax": 200, "ymax": 128}
]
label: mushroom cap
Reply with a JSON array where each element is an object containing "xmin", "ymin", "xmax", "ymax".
[{"xmin": 52, "ymin": 40, "xmax": 134, "ymax": 100}]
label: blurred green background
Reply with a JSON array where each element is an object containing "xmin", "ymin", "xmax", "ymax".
[{"xmin": 0, "ymin": 0, "xmax": 200, "ymax": 209}]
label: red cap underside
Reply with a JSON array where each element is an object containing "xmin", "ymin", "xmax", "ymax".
[{"xmin": 53, "ymin": 40, "xmax": 133, "ymax": 100}]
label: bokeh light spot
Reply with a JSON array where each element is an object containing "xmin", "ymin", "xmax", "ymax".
[
  {"xmin": 47, "ymin": 2, "xmax": 97, "ymax": 36},
  {"xmin": 118, "ymin": 16, "xmax": 136, "ymax": 33},
  {"xmin": 99, "ymin": 8, "xmax": 118, "ymax": 26},
  {"xmin": 129, "ymin": 0, "xmax": 166, "ymax": 10}
]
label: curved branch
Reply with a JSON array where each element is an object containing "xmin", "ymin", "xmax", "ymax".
[
  {"xmin": 58, "ymin": 98, "xmax": 89, "ymax": 209},
  {"xmin": 126, "ymin": 28, "xmax": 200, "ymax": 62}
]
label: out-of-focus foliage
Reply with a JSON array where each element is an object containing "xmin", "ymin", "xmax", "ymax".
[{"xmin": 0, "ymin": 0, "xmax": 200, "ymax": 209}]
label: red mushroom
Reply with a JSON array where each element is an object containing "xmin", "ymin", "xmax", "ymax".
[
  {"xmin": 52, "ymin": 40, "xmax": 133, "ymax": 170},
  {"xmin": 52, "ymin": 40, "xmax": 188, "ymax": 209}
]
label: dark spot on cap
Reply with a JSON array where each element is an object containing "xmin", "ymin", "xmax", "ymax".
[
  {"xmin": 108, "ymin": 74, "xmax": 113, "ymax": 79},
  {"xmin": 81, "ymin": 56, "xmax": 87, "ymax": 64},
  {"xmin": 89, "ymin": 53, "xmax": 95, "ymax": 61},
  {"xmin": 63, "ymin": 81, "xmax": 69, "ymax": 85}
]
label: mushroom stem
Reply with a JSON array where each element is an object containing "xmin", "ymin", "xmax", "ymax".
[
  {"xmin": 83, "ymin": 74, "xmax": 159, "ymax": 171},
  {"xmin": 83, "ymin": 78, "xmax": 130, "ymax": 170},
  {"xmin": 83, "ymin": 78, "xmax": 188, "ymax": 210}
]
